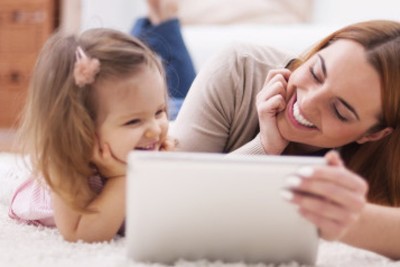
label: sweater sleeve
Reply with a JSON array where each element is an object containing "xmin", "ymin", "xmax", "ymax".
[
  {"xmin": 171, "ymin": 43, "xmax": 294, "ymax": 154},
  {"xmin": 230, "ymin": 133, "xmax": 266, "ymax": 155}
]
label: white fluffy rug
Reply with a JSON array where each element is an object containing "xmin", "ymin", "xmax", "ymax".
[{"xmin": 0, "ymin": 152, "xmax": 397, "ymax": 267}]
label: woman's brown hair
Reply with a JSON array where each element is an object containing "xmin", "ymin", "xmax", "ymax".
[
  {"xmin": 289, "ymin": 20, "xmax": 400, "ymax": 206},
  {"xmin": 18, "ymin": 28, "xmax": 165, "ymax": 211}
]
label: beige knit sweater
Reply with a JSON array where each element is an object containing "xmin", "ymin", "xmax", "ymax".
[{"xmin": 170, "ymin": 43, "xmax": 294, "ymax": 154}]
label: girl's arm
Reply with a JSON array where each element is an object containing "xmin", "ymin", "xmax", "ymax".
[
  {"xmin": 341, "ymin": 204, "xmax": 400, "ymax": 260},
  {"xmin": 53, "ymin": 141, "xmax": 127, "ymax": 242},
  {"xmin": 52, "ymin": 176, "xmax": 125, "ymax": 242}
]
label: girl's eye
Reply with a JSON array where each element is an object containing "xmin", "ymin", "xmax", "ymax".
[
  {"xmin": 309, "ymin": 66, "xmax": 322, "ymax": 84},
  {"xmin": 126, "ymin": 119, "xmax": 140, "ymax": 125},
  {"xmin": 155, "ymin": 108, "xmax": 166, "ymax": 117}
]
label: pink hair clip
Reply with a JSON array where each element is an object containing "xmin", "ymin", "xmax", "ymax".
[{"xmin": 73, "ymin": 46, "xmax": 101, "ymax": 87}]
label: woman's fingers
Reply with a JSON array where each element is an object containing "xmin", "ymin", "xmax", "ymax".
[
  {"xmin": 256, "ymin": 69, "xmax": 291, "ymax": 155},
  {"xmin": 291, "ymin": 164, "xmax": 368, "ymax": 211},
  {"xmin": 283, "ymin": 152, "xmax": 368, "ymax": 240},
  {"xmin": 293, "ymin": 177, "xmax": 366, "ymax": 213},
  {"xmin": 257, "ymin": 94, "xmax": 286, "ymax": 118},
  {"xmin": 325, "ymin": 150, "xmax": 344, "ymax": 167},
  {"xmin": 297, "ymin": 165, "xmax": 369, "ymax": 194},
  {"xmin": 257, "ymin": 69, "xmax": 291, "ymax": 105},
  {"xmin": 257, "ymin": 94, "xmax": 288, "ymax": 154},
  {"xmin": 298, "ymin": 207, "xmax": 352, "ymax": 241},
  {"xmin": 264, "ymin": 68, "xmax": 291, "ymax": 85}
]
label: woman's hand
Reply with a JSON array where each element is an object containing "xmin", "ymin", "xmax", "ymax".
[
  {"xmin": 284, "ymin": 150, "xmax": 368, "ymax": 240},
  {"xmin": 91, "ymin": 137, "xmax": 126, "ymax": 179},
  {"xmin": 256, "ymin": 69, "xmax": 291, "ymax": 155}
]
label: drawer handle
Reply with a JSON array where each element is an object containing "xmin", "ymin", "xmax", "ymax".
[
  {"xmin": 10, "ymin": 71, "xmax": 22, "ymax": 83},
  {"xmin": 12, "ymin": 11, "xmax": 25, "ymax": 23},
  {"xmin": 11, "ymin": 10, "xmax": 46, "ymax": 24}
]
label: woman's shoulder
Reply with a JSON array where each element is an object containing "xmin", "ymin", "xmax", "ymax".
[{"xmin": 214, "ymin": 42, "xmax": 295, "ymax": 69}]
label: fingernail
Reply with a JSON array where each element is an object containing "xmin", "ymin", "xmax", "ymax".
[
  {"xmin": 285, "ymin": 176, "xmax": 302, "ymax": 187},
  {"xmin": 280, "ymin": 190, "xmax": 294, "ymax": 201},
  {"xmin": 297, "ymin": 166, "xmax": 314, "ymax": 178}
]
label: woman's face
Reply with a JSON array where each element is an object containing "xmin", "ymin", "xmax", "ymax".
[{"xmin": 277, "ymin": 40, "xmax": 385, "ymax": 149}]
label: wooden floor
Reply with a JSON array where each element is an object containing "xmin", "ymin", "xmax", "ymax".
[{"xmin": 0, "ymin": 129, "xmax": 18, "ymax": 152}]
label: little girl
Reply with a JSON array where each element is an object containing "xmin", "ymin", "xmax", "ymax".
[{"xmin": 9, "ymin": 28, "xmax": 173, "ymax": 242}]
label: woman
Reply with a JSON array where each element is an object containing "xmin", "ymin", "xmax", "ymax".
[
  {"xmin": 131, "ymin": 0, "xmax": 196, "ymax": 119},
  {"xmin": 171, "ymin": 20, "xmax": 400, "ymax": 259}
]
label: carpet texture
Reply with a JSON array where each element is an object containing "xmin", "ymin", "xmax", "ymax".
[{"xmin": 0, "ymin": 152, "xmax": 397, "ymax": 267}]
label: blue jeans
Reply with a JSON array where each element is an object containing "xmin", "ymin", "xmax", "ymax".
[{"xmin": 131, "ymin": 18, "xmax": 196, "ymax": 120}]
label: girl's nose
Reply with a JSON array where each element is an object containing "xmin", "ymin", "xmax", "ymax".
[
  {"xmin": 144, "ymin": 121, "xmax": 161, "ymax": 139},
  {"xmin": 145, "ymin": 130, "xmax": 157, "ymax": 139}
]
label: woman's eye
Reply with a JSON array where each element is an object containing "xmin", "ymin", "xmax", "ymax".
[
  {"xmin": 309, "ymin": 66, "xmax": 322, "ymax": 84},
  {"xmin": 333, "ymin": 106, "xmax": 348, "ymax": 122}
]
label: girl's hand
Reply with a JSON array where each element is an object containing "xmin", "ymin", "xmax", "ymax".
[
  {"xmin": 256, "ymin": 69, "xmax": 291, "ymax": 155},
  {"xmin": 159, "ymin": 136, "xmax": 176, "ymax": 151},
  {"xmin": 284, "ymin": 150, "xmax": 368, "ymax": 241},
  {"xmin": 91, "ymin": 137, "xmax": 126, "ymax": 179}
]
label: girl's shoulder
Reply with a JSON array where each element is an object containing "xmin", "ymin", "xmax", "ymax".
[{"xmin": 8, "ymin": 176, "xmax": 55, "ymax": 227}]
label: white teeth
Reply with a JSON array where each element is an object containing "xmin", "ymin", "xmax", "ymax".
[
  {"xmin": 293, "ymin": 101, "xmax": 315, "ymax": 127},
  {"xmin": 136, "ymin": 143, "xmax": 157, "ymax": 150}
]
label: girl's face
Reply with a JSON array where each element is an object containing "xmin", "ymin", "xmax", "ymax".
[
  {"xmin": 277, "ymin": 40, "xmax": 387, "ymax": 149},
  {"xmin": 95, "ymin": 66, "xmax": 169, "ymax": 162}
]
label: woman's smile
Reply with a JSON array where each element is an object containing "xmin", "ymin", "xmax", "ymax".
[{"xmin": 285, "ymin": 92, "xmax": 317, "ymax": 131}]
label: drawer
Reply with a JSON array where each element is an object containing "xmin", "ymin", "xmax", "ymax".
[
  {"xmin": 0, "ymin": 26, "xmax": 49, "ymax": 54},
  {"xmin": 0, "ymin": 54, "xmax": 36, "ymax": 91},
  {"xmin": 0, "ymin": 2, "xmax": 55, "ymax": 53},
  {"xmin": 0, "ymin": 0, "xmax": 48, "ymax": 5},
  {"xmin": 0, "ymin": 89, "xmax": 27, "ymax": 128},
  {"xmin": 0, "ymin": 2, "xmax": 53, "ymax": 27}
]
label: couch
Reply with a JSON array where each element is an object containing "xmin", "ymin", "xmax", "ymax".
[{"xmin": 80, "ymin": 0, "xmax": 400, "ymax": 70}]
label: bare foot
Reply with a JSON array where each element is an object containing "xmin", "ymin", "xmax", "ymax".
[{"xmin": 147, "ymin": 0, "xmax": 178, "ymax": 25}]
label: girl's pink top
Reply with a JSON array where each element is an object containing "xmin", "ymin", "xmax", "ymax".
[{"xmin": 9, "ymin": 176, "xmax": 104, "ymax": 227}]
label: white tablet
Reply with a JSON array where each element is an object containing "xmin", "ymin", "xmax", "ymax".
[{"xmin": 126, "ymin": 152, "xmax": 323, "ymax": 265}]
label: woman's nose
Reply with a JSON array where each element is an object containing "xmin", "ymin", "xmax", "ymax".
[{"xmin": 301, "ymin": 86, "xmax": 325, "ymax": 113}]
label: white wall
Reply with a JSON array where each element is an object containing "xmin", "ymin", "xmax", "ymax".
[
  {"xmin": 312, "ymin": 0, "xmax": 400, "ymax": 26},
  {"xmin": 81, "ymin": 0, "xmax": 146, "ymax": 32},
  {"xmin": 79, "ymin": 0, "xmax": 400, "ymax": 69},
  {"xmin": 81, "ymin": 0, "xmax": 400, "ymax": 32}
]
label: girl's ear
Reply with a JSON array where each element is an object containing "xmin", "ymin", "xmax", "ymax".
[{"xmin": 356, "ymin": 127, "xmax": 393, "ymax": 144}]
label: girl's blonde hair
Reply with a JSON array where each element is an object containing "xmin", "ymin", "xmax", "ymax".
[
  {"xmin": 289, "ymin": 20, "xmax": 400, "ymax": 206},
  {"xmin": 18, "ymin": 28, "xmax": 165, "ymax": 211}
]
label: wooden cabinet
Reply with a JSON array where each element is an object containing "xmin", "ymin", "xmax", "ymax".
[{"xmin": 0, "ymin": 0, "xmax": 57, "ymax": 128}]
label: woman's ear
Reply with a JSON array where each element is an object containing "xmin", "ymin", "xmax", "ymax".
[{"xmin": 356, "ymin": 127, "xmax": 393, "ymax": 144}]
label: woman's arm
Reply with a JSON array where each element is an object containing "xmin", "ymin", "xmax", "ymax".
[
  {"xmin": 52, "ymin": 176, "xmax": 125, "ymax": 242},
  {"xmin": 342, "ymin": 203, "xmax": 400, "ymax": 260},
  {"xmin": 171, "ymin": 43, "xmax": 293, "ymax": 153}
]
